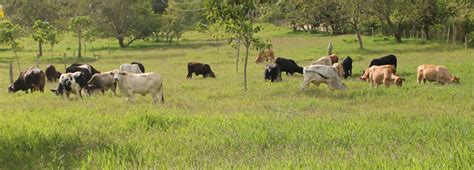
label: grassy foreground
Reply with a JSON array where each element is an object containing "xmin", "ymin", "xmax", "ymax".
[{"xmin": 0, "ymin": 25, "xmax": 472, "ymax": 168}]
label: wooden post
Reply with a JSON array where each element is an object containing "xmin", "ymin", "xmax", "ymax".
[
  {"xmin": 63, "ymin": 53, "xmax": 67, "ymax": 71},
  {"xmin": 447, "ymin": 24, "xmax": 450, "ymax": 43},
  {"xmin": 453, "ymin": 24, "xmax": 457, "ymax": 45},
  {"xmin": 465, "ymin": 34, "xmax": 468, "ymax": 50},
  {"xmin": 327, "ymin": 42, "xmax": 333, "ymax": 55},
  {"xmin": 9, "ymin": 59, "xmax": 13, "ymax": 84}
]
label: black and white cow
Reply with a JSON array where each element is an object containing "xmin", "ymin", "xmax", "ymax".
[{"xmin": 9, "ymin": 67, "xmax": 46, "ymax": 93}]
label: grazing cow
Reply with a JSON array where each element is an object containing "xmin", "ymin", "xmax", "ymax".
[
  {"xmin": 328, "ymin": 54, "xmax": 339, "ymax": 64},
  {"xmin": 368, "ymin": 66, "xmax": 405, "ymax": 87},
  {"xmin": 45, "ymin": 64, "xmax": 62, "ymax": 82},
  {"xmin": 131, "ymin": 61, "xmax": 145, "ymax": 73},
  {"xmin": 417, "ymin": 64, "xmax": 460, "ymax": 85},
  {"xmin": 300, "ymin": 65, "xmax": 347, "ymax": 90},
  {"xmin": 8, "ymin": 67, "xmax": 45, "ymax": 93},
  {"xmin": 275, "ymin": 57, "xmax": 303, "ymax": 75},
  {"xmin": 360, "ymin": 65, "xmax": 395, "ymax": 81},
  {"xmin": 187, "ymin": 62, "xmax": 216, "ymax": 79},
  {"xmin": 264, "ymin": 63, "xmax": 282, "ymax": 82},
  {"xmin": 333, "ymin": 63, "xmax": 344, "ymax": 79},
  {"xmin": 342, "ymin": 56, "xmax": 353, "ymax": 79},
  {"xmin": 311, "ymin": 56, "xmax": 331, "ymax": 66},
  {"xmin": 112, "ymin": 70, "xmax": 164, "ymax": 104},
  {"xmin": 87, "ymin": 71, "xmax": 117, "ymax": 95},
  {"xmin": 52, "ymin": 72, "xmax": 84, "ymax": 98},
  {"xmin": 65, "ymin": 63, "xmax": 100, "ymax": 95},
  {"xmin": 255, "ymin": 49, "xmax": 275, "ymax": 64},
  {"xmin": 120, "ymin": 63, "xmax": 143, "ymax": 73},
  {"xmin": 369, "ymin": 54, "xmax": 398, "ymax": 70}
]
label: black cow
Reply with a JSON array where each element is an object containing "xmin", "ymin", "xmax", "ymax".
[
  {"xmin": 131, "ymin": 61, "xmax": 145, "ymax": 73},
  {"xmin": 275, "ymin": 57, "xmax": 303, "ymax": 75},
  {"xmin": 264, "ymin": 63, "xmax": 282, "ymax": 82},
  {"xmin": 369, "ymin": 54, "xmax": 398, "ymax": 69},
  {"xmin": 187, "ymin": 62, "xmax": 216, "ymax": 79},
  {"xmin": 45, "ymin": 64, "xmax": 62, "ymax": 82},
  {"xmin": 8, "ymin": 67, "xmax": 45, "ymax": 93},
  {"xmin": 342, "ymin": 56, "xmax": 353, "ymax": 79}
]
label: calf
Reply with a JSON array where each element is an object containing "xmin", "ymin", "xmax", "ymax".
[
  {"xmin": 131, "ymin": 62, "xmax": 145, "ymax": 73},
  {"xmin": 368, "ymin": 66, "xmax": 405, "ymax": 87},
  {"xmin": 65, "ymin": 63, "xmax": 99, "ymax": 94},
  {"xmin": 8, "ymin": 67, "xmax": 45, "ymax": 93},
  {"xmin": 342, "ymin": 56, "xmax": 353, "ymax": 79},
  {"xmin": 187, "ymin": 62, "xmax": 216, "ymax": 79},
  {"xmin": 255, "ymin": 49, "xmax": 275, "ymax": 64},
  {"xmin": 275, "ymin": 57, "xmax": 303, "ymax": 75},
  {"xmin": 45, "ymin": 64, "xmax": 62, "ymax": 82},
  {"xmin": 113, "ymin": 71, "xmax": 164, "ymax": 104},
  {"xmin": 300, "ymin": 65, "xmax": 346, "ymax": 90},
  {"xmin": 369, "ymin": 54, "xmax": 398, "ymax": 70},
  {"xmin": 264, "ymin": 63, "xmax": 282, "ymax": 82},
  {"xmin": 120, "ymin": 63, "xmax": 143, "ymax": 73},
  {"xmin": 417, "ymin": 64, "xmax": 459, "ymax": 85},
  {"xmin": 87, "ymin": 71, "xmax": 117, "ymax": 95}
]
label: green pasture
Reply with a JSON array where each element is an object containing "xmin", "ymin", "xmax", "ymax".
[{"xmin": 0, "ymin": 25, "xmax": 472, "ymax": 168}]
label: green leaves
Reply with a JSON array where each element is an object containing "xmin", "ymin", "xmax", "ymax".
[
  {"xmin": 32, "ymin": 20, "xmax": 58, "ymax": 46},
  {"xmin": 0, "ymin": 20, "xmax": 23, "ymax": 51}
]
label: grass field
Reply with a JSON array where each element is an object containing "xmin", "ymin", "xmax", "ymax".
[{"xmin": 0, "ymin": 24, "xmax": 472, "ymax": 168}]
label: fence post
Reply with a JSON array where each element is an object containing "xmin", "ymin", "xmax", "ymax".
[{"xmin": 327, "ymin": 42, "xmax": 333, "ymax": 55}]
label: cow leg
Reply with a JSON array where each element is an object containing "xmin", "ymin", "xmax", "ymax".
[
  {"xmin": 300, "ymin": 79, "xmax": 311, "ymax": 91},
  {"xmin": 186, "ymin": 72, "xmax": 192, "ymax": 79}
]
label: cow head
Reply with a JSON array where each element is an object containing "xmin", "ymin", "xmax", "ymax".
[
  {"xmin": 8, "ymin": 84, "xmax": 16, "ymax": 93},
  {"xmin": 208, "ymin": 72, "xmax": 216, "ymax": 78},
  {"xmin": 394, "ymin": 77, "xmax": 406, "ymax": 87},
  {"xmin": 452, "ymin": 76, "xmax": 460, "ymax": 84},
  {"xmin": 111, "ymin": 70, "xmax": 127, "ymax": 81}
]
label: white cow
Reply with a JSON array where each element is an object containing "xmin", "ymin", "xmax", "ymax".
[
  {"xmin": 119, "ymin": 64, "xmax": 143, "ymax": 73},
  {"xmin": 300, "ymin": 65, "xmax": 347, "ymax": 90},
  {"xmin": 112, "ymin": 70, "xmax": 164, "ymax": 104}
]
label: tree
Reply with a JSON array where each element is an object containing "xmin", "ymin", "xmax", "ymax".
[
  {"xmin": 70, "ymin": 16, "xmax": 91, "ymax": 58},
  {"xmin": 345, "ymin": 0, "xmax": 368, "ymax": 49},
  {"xmin": 367, "ymin": 0, "xmax": 413, "ymax": 43},
  {"xmin": 92, "ymin": 0, "xmax": 160, "ymax": 48},
  {"xmin": 204, "ymin": 1, "xmax": 271, "ymax": 91},
  {"xmin": 0, "ymin": 20, "xmax": 23, "ymax": 73},
  {"xmin": 32, "ymin": 20, "xmax": 57, "ymax": 57},
  {"xmin": 4, "ymin": 0, "xmax": 61, "ymax": 28}
]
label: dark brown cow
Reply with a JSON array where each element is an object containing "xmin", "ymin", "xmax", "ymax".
[
  {"xmin": 255, "ymin": 49, "xmax": 275, "ymax": 64},
  {"xmin": 8, "ymin": 67, "xmax": 46, "ymax": 93},
  {"xmin": 187, "ymin": 62, "xmax": 216, "ymax": 79},
  {"xmin": 45, "ymin": 64, "xmax": 62, "ymax": 82}
]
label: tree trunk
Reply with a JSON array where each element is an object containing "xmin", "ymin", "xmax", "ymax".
[
  {"xmin": 453, "ymin": 23, "xmax": 456, "ymax": 45},
  {"xmin": 9, "ymin": 60, "xmax": 13, "ymax": 84},
  {"xmin": 51, "ymin": 45, "xmax": 54, "ymax": 58},
  {"xmin": 118, "ymin": 37, "xmax": 126, "ymax": 48},
  {"xmin": 244, "ymin": 44, "xmax": 249, "ymax": 91},
  {"xmin": 447, "ymin": 24, "xmax": 450, "ymax": 43},
  {"xmin": 38, "ymin": 41, "xmax": 43, "ymax": 57},
  {"xmin": 84, "ymin": 41, "xmax": 87, "ymax": 57},
  {"xmin": 235, "ymin": 38, "xmax": 240, "ymax": 73},
  {"xmin": 423, "ymin": 25, "xmax": 430, "ymax": 40},
  {"xmin": 356, "ymin": 29, "xmax": 364, "ymax": 49},
  {"xmin": 77, "ymin": 27, "xmax": 82, "ymax": 58},
  {"xmin": 385, "ymin": 17, "xmax": 402, "ymax": 43}
]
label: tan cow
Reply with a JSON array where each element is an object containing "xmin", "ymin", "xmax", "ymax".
[
  {"xmin": 312, "ymin": 54, "xmax": 339, "ymax": 66},
  {"xmin": 417, "ymin": 64, "xmax": 460, "ymax": 85},
  {"xmin": 255, "ymin": 49, "xmax": 275, "ymax": 64},
  {"xmin": 332, "ymin": 63, "xmax": 344, "ymax": 79},
  {"xmin": 368, "ymin": 65, "xmax": 405, "ymax": 87},
  {"xmin": 360, "ymin": 65, "xmax": 395, "ymax": 81}
]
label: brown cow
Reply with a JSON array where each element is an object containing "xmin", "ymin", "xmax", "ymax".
[
  {"xmin": 8, "ymin": 67, "xmax": 46, "ymax": 93},
  {"xmin": 368, "ymin": 65, "xmax": 405, "ymax": 87},
  {"xmin": 255, "ymin": 49, "xmax": 275, "ymax": 64},
  {"xmin": 417, "ymin": 64, "xmax": 459, "ymax": 85},
  {"xmin": 332, "ymin": 63, "xmax": 344, "ymax": 79},
  {"xmin": 45, "ymin": 64, "xmax": 62, "ymax": 82}
]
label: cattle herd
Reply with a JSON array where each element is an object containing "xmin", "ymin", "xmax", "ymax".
[{"xmin": 7, "ymin": 49, "xmax": 460, "ymax": 104}]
